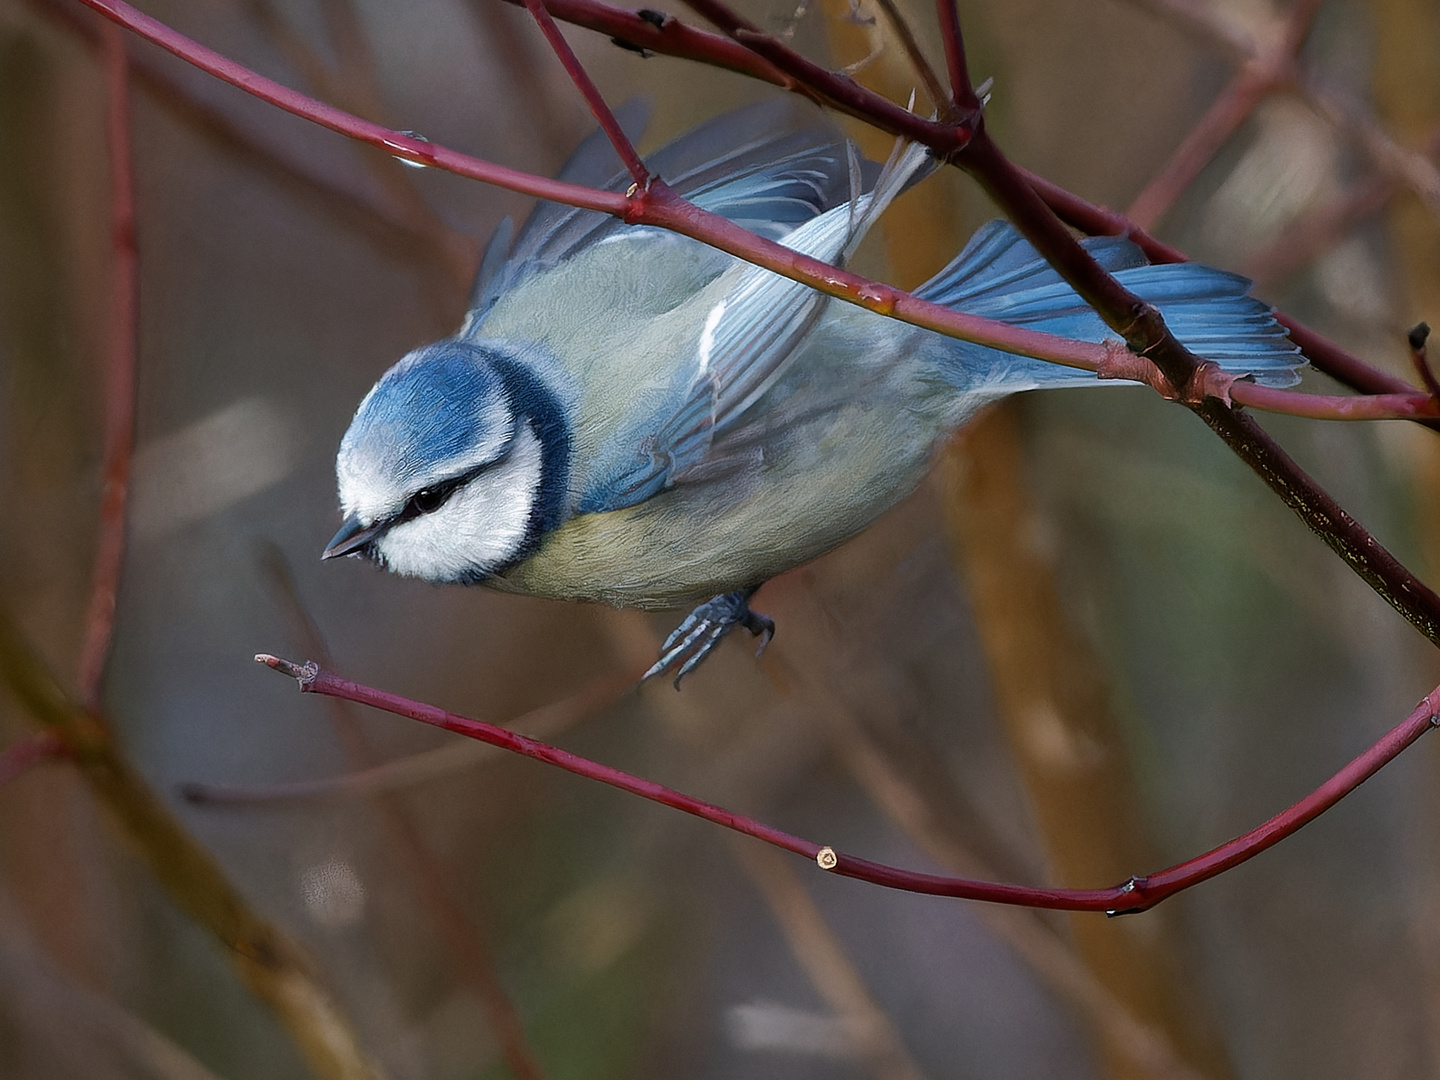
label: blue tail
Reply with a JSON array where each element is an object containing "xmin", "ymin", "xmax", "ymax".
[{"xmin": 917, "ymin": 222, "xmax": 1302, "ymax": 391}]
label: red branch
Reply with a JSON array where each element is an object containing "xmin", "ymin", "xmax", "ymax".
[
  {"xmin": 934, "ymin": 0, "xmax": 978, "ymax": 113},
  {"xmin": 257, "ymin": 656, "xmax": 1440, "ymax": 915},
  {"xmin": 518, "ymin": 0, "xmax": 649, "ymax": 186},
  {"xmin": 76, "ymin": 18, "xmax": 139, "ymax": 710},
  {"xmin": 78, "ymin": 0, "xmax": 1440, "ymax": 432}
]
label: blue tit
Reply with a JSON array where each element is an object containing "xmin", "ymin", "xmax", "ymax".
[{"xmin": 324, "ymin": 100, "xmax": 1302, "ymax": 684}]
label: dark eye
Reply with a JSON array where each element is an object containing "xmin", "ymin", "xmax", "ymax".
[{"xmin": 410, "ymin": 485, "xmax": 451, "ymax": 515}]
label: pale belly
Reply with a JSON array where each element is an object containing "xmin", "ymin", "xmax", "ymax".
[{"xmin": 495, "ymin": 383, "xmax": 959, "ymax": 608}]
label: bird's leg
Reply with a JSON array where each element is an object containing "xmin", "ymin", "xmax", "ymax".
[{"xmin": 643, "ymin": 587, "xmax": 774, "ymax": 689}]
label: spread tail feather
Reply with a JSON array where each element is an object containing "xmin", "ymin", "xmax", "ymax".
[{"xmin": 918, "ymin": 221, "xmax": 1303, "ymax": 392}]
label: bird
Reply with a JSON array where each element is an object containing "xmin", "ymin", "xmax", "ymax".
[{"xmin": 323, "ymin": 99, "xmax": 1302, "ymax": 685}]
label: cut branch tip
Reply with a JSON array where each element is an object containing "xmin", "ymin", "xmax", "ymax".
[{"xmin": 255, "ymin": 653, "xmax": 319, "ymax": 687}]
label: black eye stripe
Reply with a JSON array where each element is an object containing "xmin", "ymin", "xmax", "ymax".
[{"xmin": 395, "ymin": 430, "xmax": 523, "ymax": 524}]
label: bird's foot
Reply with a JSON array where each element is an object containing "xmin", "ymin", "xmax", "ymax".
[{"xmin": 644, "ymin": 588, "xmax": 774, "ymax": 689}]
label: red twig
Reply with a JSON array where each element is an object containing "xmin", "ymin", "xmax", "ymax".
[
  {"xmin": 181, "ymin": 667, "xmax": 630, "ymax": 806},
  {"xmin": 0, "ymin": 731, "xmax": 68, "ymax": 787},
  {"xmin": 519, "ymin": 0, "xmax": 649, "ymax": 186},
  {"xmin": 258, "ymin": 656, "xmax": 1440, "ymax": 915},
  {"xmin": 933, "ymin": 0, "xmax": 978, "ymax": 113},
  {"xmin": 1231, "ymin": 383, "xmax": 1440, "ymax": 420},
  {"xmin": 76, "ymin": 18, "xmax": 139, "ymax": 711}
]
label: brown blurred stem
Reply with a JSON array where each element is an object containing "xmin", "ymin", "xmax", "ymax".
[
  {"xmin": 75, "ymin": 19, "xmax": 137, "ymax": 710},
  {"xmin": 729, "ymin": 838, "xmax": 930, "ymax": 1080},
  {"xmin": 822, "ymin": 702, "xmax": 1215, "ymax": 1080},
  {"xmin": 936, "ymin": 407, "xmax": 1233, "ymax": 1080},
  {"xmin": 246, "ymin": 0, "xmax": 475, "ymax": 305},
  {"xmin": 0, "ymin": 611, "xmax": 384, "ymax": 1080},
  {"xmin": 0, "ymin": 730, "xmax": 67, "ymax": 787}
]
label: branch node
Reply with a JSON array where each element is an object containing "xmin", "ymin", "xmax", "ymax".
[
  {"xmin": 816, "ymin": 845, "xmax": 838, "ymax": 870},
  {"xmin": 1183, "ymin": 360, "xmax": 1240, "ymax": 406},
  {"xmin": 1097, "ymin": 339, "xmax": 1179, "ymax": 399},
  {"xmin": 1104, "ymin": 874, "xmax": 1150, "ymax": 917}
]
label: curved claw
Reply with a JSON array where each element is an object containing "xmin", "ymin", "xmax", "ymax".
[{"xmin": 644, "ymin": 588, "xmax": 774, "ymax": 689}]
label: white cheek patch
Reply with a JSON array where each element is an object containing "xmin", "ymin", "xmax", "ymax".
[{"xmin": 373, "ymin": 421, "xmax": 544, "ymax": 582}]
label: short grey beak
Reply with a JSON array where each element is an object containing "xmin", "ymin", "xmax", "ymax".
[{"xmin": 323, "ymin": 514, "xmax": 383, "ymax": 560}]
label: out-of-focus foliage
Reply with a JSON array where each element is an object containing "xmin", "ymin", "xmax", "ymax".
[{"xmin": 1, "ymin": 0, "xmax": 1438, "ymax": 1078}]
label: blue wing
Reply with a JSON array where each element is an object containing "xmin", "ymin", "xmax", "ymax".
[
  {"xmin": 573, "ymin": 139, "xmax": 932, "ymax": 513},
  {"xmin": 464, "ymin": 99, "xmax": 872, "ymax": 336}
]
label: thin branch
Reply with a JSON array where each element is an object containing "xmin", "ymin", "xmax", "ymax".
[
  {"xmin": 1228, "ymin": 383, "xmax": 1439, "ymax": 420},
  {"xmin": 180, "ymin": 670, "xmax": 629, "ymax": 805},
  {"xmin": 258, "ymin": 655, "xmax": 1440, "ymax": 915},
  {"xmin": 1411, "ymin": 323, "xmax": 1440, "ymax": 399},
  {"xmin": 499, "ymin": 0, "xmax": 797, "ymax": 88},
  {"xmin": 730, "ymin": 839, "xmax": 930, "ymax": 1080},
  {"xmin": 520, "ymin": 0, "xmax": 649, "ymax": 186},
  {"xmin": 0, "ymin": 617, "xmax": 383, "ymax": 1080},
  {"xmin": 932, "ymin": 0, "xmax": 977, "ymax": 113},
  {"xmin": 76, "ymin": 19, "xmax": 138, "ymax": 710}
]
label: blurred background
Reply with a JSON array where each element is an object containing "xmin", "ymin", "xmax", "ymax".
[{"xmin": 2, "ymin": 0, "xmax": 1440, "ymax": 1076}]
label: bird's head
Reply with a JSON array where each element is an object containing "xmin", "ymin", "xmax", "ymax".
[{"xmin": 325, "ymin": 340, "xmax": 569, "ymax": 583}]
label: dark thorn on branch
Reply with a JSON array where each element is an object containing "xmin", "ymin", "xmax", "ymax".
[
  {"xmin": 1409, "ymin": 321, "xmax": 1440, "ymax": 400},
  {"xmin": 610, "ymin": 36, "xmax": 653, "ymax": 55},
  {"xmin": 637, "ymin": 7, "xmax": 668, "ymax": 26}
]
